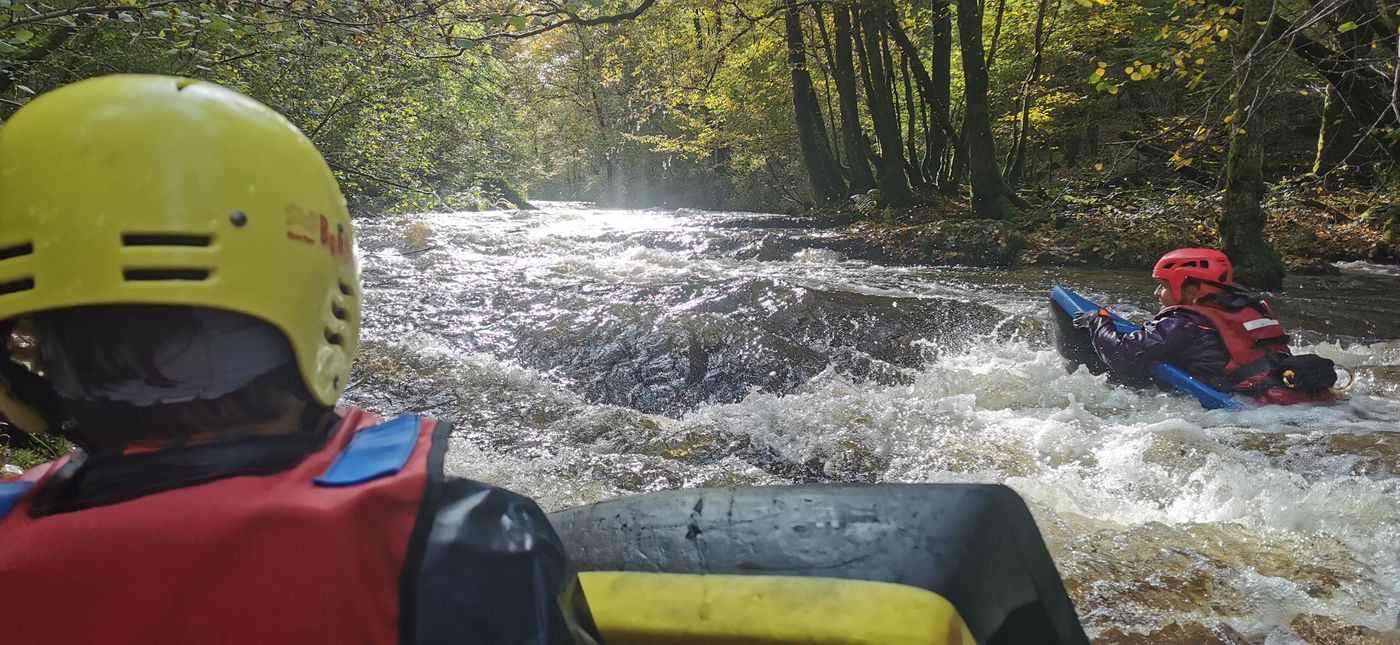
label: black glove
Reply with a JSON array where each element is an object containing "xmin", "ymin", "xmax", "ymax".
[{"xmin": 1071, "ymin": 309, "xmax": 1109, "ymax": 329}]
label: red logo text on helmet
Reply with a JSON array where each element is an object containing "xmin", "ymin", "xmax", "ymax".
[{"xmin": 285, "ymin": 204, "xmax": 350, "ymax": 260}]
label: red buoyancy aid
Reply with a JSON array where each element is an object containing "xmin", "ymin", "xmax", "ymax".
[
  {"xmin": 1172, "ymin": 301, "xmax": 1290, "ymax": 387},
  {"xmin": 1172, "ymin": 302, "xmax": 1333, "ymax": 404},
  {"xmin": 0, "ymin": 408, "xmax": 429, "ymax": 645}
]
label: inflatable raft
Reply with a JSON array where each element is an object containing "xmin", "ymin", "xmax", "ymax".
[{"xmin": 551, "ymin": 483, "xmax": 1089, "ymax": 644}]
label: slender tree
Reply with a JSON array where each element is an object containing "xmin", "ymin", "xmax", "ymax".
[
  {"xmin": 1219, "ymin": 0, "xmax": 1284, "ymax": 288},
  {"xmin": 1005, "ymin": 0, "xmax": 1058, "ymax": 186},
  {"xmin": 858, "ymin": 8, "xmax": 916, "ymax": 205},
  {"xmin": 930, "ymin": 0, "xmax": 955, "ymax": 187},
  {"xmin": 955, "ymin": 0, "xmax": 1020, "ymax": 219},
  {"xmin": 833, "ymin": 8, "xmax": 877, "ymax": 194},
  {"xmin": 1312, "ymin": 86, "xmax": 1365, "ymax": 177},
  {"xmin": 783, "ymin": 0, "xmax": 847, "ymax": 202}
]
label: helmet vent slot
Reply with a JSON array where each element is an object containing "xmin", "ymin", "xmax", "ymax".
[
  {"xmin": 324, "ymin": 329, "xmax": 344, "ymax": 346},
  {"xmin": 123, "ymin": 268, "xmax": 211, "ymax": 281},
  {"xmin": 338, "ymin": 281, "xmax": 354, "ymax": 297},
  {"xmin": 122, "ymin": 233, "xmax": 212, "ymax": 247},
  {"xmin": 0, "ymin": 277, "xmax": 35, "ymax": 295},
  {"xmin": 331, "ymin": 304, "xmax": 348, "ymax": 320},
  {"xmin": 0, "ymin": 242, "xmax": 33, "ymax": 261}
]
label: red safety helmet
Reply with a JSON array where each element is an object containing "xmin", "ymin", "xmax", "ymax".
[{"xmin": 1152, "ymin": 248, "xmax": 1233, "ymax": 302}]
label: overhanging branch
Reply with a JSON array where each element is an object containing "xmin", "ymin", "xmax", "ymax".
[
  {"xmin": 1, "ymin": 1, "xmax": 181, "ymax": 32},
  {"xmin": 469, "ymin": 0, "xmax": 657, "ymax": 42}
]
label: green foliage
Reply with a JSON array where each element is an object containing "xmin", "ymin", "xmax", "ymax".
[
  {"xmin": 2, "ymin": 0, "xmax": 1394, "ymax": 216},
  {"xmin": 1, "ymin": 431, "xmax": 71, "ymax": 471},
  {"xmin": 0, "ymin": 1, "xmax": 609, "ymax": 213},
  {"xmin": 504, "ymin": 0, "xmax": 810, "ymax": 209}
]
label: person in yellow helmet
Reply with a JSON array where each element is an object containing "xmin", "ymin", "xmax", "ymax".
[{"xmin": 0, "ymin": 75, "xmax": 600, "ymax": 644}]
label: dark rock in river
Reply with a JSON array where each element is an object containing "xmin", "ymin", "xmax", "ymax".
[{"xmin": 511, "ymin": 279, "xmax": 1005, "ymax": 416}]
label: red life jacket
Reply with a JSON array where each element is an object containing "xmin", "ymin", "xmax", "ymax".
[
  {"xmin": 0, "ymin": 408, "xmax": 433, "ymax": 645},
  {"xmin": 1172, "ymin": 301, "xmax": 1290, "ymax": 388},
  {"xmin": 1172, "ymin": 302, "xmax": 1333, "ymax": 405}
]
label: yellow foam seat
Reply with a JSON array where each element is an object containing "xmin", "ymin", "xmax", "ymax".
[{"xmin": 579, "ymin": 571, "xmax": 975, "ymax": 644}]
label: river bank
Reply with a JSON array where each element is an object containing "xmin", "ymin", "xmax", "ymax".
[{"xmin": 836, "ymin": 184, "xmax": 1393, "ymax": 279}]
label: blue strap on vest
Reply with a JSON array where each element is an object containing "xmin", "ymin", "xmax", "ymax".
[
  {"xmin": 315, "ymin": 415, "xmax": 422, "ymax": 487},
  {"xmin": 0, "ymin": 481, "xmax": 35, "ymax": 520}
]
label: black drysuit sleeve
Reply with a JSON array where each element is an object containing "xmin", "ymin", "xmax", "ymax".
[{"xmin": 402, "ymin": 421, "xmax": 601, "ymax": 645}]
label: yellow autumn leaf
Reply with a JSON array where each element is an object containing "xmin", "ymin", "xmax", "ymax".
[{"xmin": 1094, "ymin": 162, "xmax": 1105, "ymax": 171}]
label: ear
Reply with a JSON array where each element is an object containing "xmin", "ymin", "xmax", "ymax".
[{"xmin": 1181, "ymin": 282, "xmax": 1201, "ymax": 302}]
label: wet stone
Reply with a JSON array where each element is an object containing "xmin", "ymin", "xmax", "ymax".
[
  {"xmin": 1289, "ymin": 613, "xmax": 1400, "ymax": 645},
  {"xmin": 1097, "ymin": 622, "xmax": 1251, "ymax": 644}
]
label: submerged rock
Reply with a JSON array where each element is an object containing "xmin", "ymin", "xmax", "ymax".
[
  {"xmin": 511, "ymin": 279, "xmax": 1005, "ymax": 416},
  {"xmin": 1289, "ymin": 613, "xmax": 1400, "ymax": 645},
  {"xmin": 1097, "ymin": 622, "xmax": 1249, "ymax": 644}
]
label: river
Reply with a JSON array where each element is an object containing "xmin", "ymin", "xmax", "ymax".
[{"xmin": 345, "ymin": 203, "xmax": 1400, "ymax": 643}]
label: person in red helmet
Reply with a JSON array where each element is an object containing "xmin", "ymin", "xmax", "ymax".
[{"xmin": 1073, "ymin": 248, "xmax": 1334, "ymax": 404}]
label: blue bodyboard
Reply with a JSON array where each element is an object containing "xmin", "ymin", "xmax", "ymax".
[{"xmin": 1050, "ymin": 285, "xmax": 1241, "ymax": 410}]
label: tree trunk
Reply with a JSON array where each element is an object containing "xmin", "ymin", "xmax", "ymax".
[
  {"xmin": 1307, "ymin": 0, "xmax": 1385, "ymax": 177},
  {"xmin": 900, "ymin": 52, "xmax": 928, "ymax": 189},
  {"xmin": 1219, "ymin": 0, "xmax": 1284, "ymax": 289},
  {"xmin": 1005, "ymin": 0, "xmax": 1055, "ymax": 186},
  {"xmin": 851, "ymin": 9, "xmax": 878, "ymax": 103},
  {"xmin": 983, "ymin": 0, "xmax": 1008, "ymax": 71},
  {"xmin": 833, "ymin": 9, "xmax": 876, "ymax": 193},
  {"xmin": 813, "ymin": 6, "xmax": 843, "ymax": 166},
  {"xmin": 955, "ymin": 0, "xmax": 1020, "ymax": 219},
  {"xmin": 784, "ymin": 0, "xmax": 847, "ymax": 203},
  {"xmin": 931, "ymin": 0, "xmax": 954, "ymax": 187},
  {"xmin": 1382, "ymin": 208, "xmax": 1399, "ymax": 255},
  {"xmin": 1312, "ymin": 85, "xmax": 1365, "ymax": 177},
  {"xmin": 858, "ymin": 9, "xmax": 916, "ymax": 206},
  {"xmin": 883, "ymin": 12, "xmax": 962, "ymax": 190},
  {"xmin": 1265, "ymin": 13, "xmax": 1400, "ymax": 163}
]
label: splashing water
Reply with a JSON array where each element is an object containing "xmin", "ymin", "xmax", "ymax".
[{"xmin": 345, "ymin": 204, "xmax": 1400, "ymax": 642}]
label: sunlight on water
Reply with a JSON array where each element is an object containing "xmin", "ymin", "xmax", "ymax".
[{"xmin": 346, "ymin": 203, "xmax": 1400, "ymax": 641}]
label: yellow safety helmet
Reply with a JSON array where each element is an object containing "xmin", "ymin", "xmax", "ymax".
[{"xmin": 0, "ymin": 75, "xmax": 359, "ymax": 432}]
